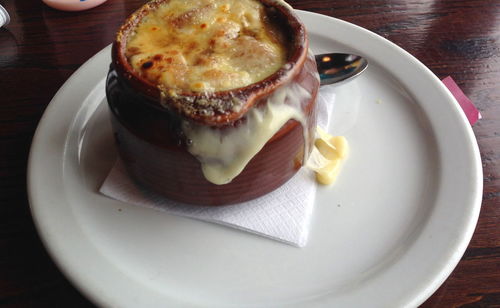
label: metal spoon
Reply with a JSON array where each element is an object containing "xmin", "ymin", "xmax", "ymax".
[{"xmin": 315, "ymin": 53, "xmax": 368, "ymax": 86}]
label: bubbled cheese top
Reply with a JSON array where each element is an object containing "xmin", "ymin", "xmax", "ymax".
[{"xmin": 125, "ymin": 0, "xmax": 288, "ymax": 93}]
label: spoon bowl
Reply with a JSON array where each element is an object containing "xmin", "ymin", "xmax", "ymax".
[{"xmin": 316, "ymin": 53, "xmax": 368, "ymax": 85}]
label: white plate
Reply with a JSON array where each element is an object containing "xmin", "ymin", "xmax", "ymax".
[{"xmin": 28, "ymin": 11, "xmax": 482, "ymax": 308}]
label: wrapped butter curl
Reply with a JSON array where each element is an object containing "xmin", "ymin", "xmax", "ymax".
[{"xmin": 307, "ymin": 127, "xmax": 349, "ymax": 185}]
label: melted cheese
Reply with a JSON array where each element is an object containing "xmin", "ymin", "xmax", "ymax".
[
  {"xmin": 183, "ymin": 81, "xmax": 312, "ymax": 185},
  {"xmin": 126, "ymin": 0, "xmax": 287, "ymax": 93}
]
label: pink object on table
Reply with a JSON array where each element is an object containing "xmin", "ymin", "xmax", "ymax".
[
  {"xmin": 42, "ymin": 0, "xmax": 107, "ymax": 11},
  {"xmin": 442, "ymin": 76, "xmax": 481, "ymax": 126}
]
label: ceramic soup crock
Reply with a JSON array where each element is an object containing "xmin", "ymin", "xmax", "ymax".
[{"xmin": 105, "ymin": 0, "xmax": 320, "ymax": 205}]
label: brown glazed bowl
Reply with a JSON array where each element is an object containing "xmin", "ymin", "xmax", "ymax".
[{"xmin": 106, "ymin": 0, "xmax": 320, "ymax": 205}]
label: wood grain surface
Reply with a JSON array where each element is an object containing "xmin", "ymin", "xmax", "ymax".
[{"xmin": 0, "ymin": 0, "xmax": 498, "ymax": 306}]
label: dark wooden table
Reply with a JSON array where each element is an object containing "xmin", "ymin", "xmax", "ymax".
[{"xmin": 1, "ymin": 0, "xmax": 498, "ymax": 306}]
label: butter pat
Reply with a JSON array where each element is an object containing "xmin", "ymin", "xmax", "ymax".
[{"xmin": 307, "ymin": 127, "xmax": 349, "ymax": 185}]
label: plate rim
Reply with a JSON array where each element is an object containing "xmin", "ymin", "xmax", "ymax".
[
  {"xmin": 300, "ymin": 10, "xmax": 482, "ymax": 306},
  {"xmin": 27, "ymin": 10, "xmax": 483, "ymax": 308}
]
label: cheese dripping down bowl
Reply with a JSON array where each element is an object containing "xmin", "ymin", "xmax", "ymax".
[{"xmin": 106, "ymin": 0, "xmax": 320, "ymax": 205}]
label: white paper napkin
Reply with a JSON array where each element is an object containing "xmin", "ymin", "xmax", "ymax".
[{"xmin": 100, "ymin": 85, "xmax": 336, "ymax": 247}]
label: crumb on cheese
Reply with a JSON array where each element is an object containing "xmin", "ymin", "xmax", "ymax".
[{"xmin": 126, "ymin": 0, "xmax": 287, "ymax": 93}]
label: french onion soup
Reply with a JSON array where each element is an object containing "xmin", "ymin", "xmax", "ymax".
[{"xmin": 106, "ymin": 0, "xmax": 320, "ymax": 205}]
